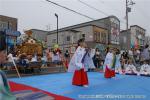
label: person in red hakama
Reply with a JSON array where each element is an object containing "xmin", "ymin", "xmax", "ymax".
[
  {"xmin": 64, "ymin": 50, "xmax": 70, "ymax": 69},
  {"xmin": 103, "ymin": 48, "xmax": 116, "ymax": 78},
  {"xmin": 68, "ymin": 39, "xmax": 88, "ymax": 87}
]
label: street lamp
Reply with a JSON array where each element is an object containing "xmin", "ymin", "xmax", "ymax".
[{"xmin": 55, "ymin": 13, "xmax": 58, "ymax": 44}]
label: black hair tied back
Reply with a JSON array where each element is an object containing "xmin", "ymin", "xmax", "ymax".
[{"xmin": 77, "ymin": 38, "xmax": 85, "ymax": 46}]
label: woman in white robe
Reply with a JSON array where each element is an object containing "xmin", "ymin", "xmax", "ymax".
[
  {"xmin": 68, "ymin": 39, "xmax": 88, "ymax": 87},
  {"xmin": 103, "ymin": 48, "xmax": 116, "ymax": 78}
]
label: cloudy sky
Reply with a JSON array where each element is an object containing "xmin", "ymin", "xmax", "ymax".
[{"xmin": 0, "ymin": 0, "xmax": 150, "ymax": 36}]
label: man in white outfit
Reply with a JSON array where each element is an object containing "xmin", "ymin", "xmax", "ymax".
[{"xmin": 7, "ymin": 52, "xmax": 14, "ymax": 70}]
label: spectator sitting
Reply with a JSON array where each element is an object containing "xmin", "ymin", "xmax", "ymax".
[
  {"xmin": 125, "ymin": 60, "xmax": 139, "ymax": 75},
  {"xmin": 18, "ymin": 53, "xmax": 29, "ymax": 69},
  {"xmin": 140, "ymin": 60, "xmax": 150, "ymax": 75}
]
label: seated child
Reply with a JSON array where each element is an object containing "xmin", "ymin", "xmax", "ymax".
[
  {"xmin": 140, "ymin": 60, "xmax": 150, "ymax": 75},
  {"xmin": 125, "ymin": 60, "xmax": 139, "ymax": 75}
]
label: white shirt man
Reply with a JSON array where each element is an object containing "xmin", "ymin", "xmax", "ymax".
[
  {"xmin": 7, "ymin": 53, "xmax": 13, "ymax": 62},
  {"xmin": 7, "ymin": 53, "xmax": 15, "ymax": 70}
]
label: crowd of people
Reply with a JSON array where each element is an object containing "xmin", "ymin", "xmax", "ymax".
[
  {"xmin": 1, "ymin": 38, "xmax": 150, "ymax": 77},
  {"xmin": 0, "ymin": 47, "xmax": 69, "ymax": 72},
  {"xmin": 67, "ymin": 38, "xmax": 150, "ymax": 87},
  {"xmin": 1, "ymin": 32, "xmax": 150, "ymax": 88}
]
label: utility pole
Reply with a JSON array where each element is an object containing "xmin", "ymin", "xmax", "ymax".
[
  {"xmin": 126, "ymin": 0, "xmax": 128, "ymax": 30},
  {"xmin": 126, "ymin": 0, "xmax": 135, "ymax": 50},
  {"xmin": 126, "ymin": 0, "xmax": 135, "ymax": 30}
]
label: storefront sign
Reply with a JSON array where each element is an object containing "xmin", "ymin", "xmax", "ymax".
[{"xmin": 5, "ymin": 29, "xmax": 21, "ymax": 36}]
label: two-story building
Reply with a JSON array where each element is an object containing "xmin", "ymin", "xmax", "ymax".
[{"xmin": 47, "ymin": 16, "xmax": 120, "ymax": 52}]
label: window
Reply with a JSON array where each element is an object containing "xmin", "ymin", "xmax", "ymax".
[
  {"xmin": 0, "ymin": 21, "xmax": 8, "ymax": 31},
  {"xmin": 52, "ymin": 39, "xmax": 56, "ymax": 43},
  {"xmin": 100, "ymin": 32, "xmax": 103, "ymax": 43},
  {"xmin": 101, "ymin": 32, "xmax": 107, "ymax": 43},
  {"xmin": 101, "ymin": 33, "xmax": 104, "ymax": 43},
  {"xmin": 66, "ymin": 36, "xmax": 70, "ymax": 41},
  {"xmin": 96, "ymin": 32, "xmax": 99, "ymax": 42},
  {"xmin": 82, "ymin": 34, "xmax": 85, "ymax": 39},
  {"xmin": 94, "ymin": 32, "xmax": 100, "ymax": 42}
]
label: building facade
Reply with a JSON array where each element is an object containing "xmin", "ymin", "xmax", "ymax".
[
  {"xmin": 119, "ymin": 29, "xmax": 131, "ymax": 50},
  {"xmin": 0, "ymin": 15, "xmax": 17, "ymax": 31},
  {"xmin": 0, "ymin": 15, "xmax": 21, "ymax": 52},
  {"xmin": 47, "ymin": 16, "xmax": 120, "ymax": 51},
  {"xmin": 120, "ymin": 25, "xmax": 146, "ymax": 50},
  {"xmin": 47, "ymin": 25, "xmax": 108, "ymax": 50},
  {"xmin": 130, "ymin": 25, "xmax": 145, "ymax": 48}
]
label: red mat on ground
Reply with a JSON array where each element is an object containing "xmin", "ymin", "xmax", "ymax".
[{"xmin": 9, "ymin": 81, "xmax": 73, "ymax": 100}]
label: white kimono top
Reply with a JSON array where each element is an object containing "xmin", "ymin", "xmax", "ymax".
[
  {"xmin": 126, "ymin": 64, "xmax": 136, "ymax": 71},
  {"xmin": 140, "ymin": 64, "xmax": 150, "ymax": 72},
  {"xmin": 103, "ymin": 52, "xmax": 114, "ymax": 72},
  {"xmin": 68, "ymin": 46, "xmax": 85, "ymax": 72}
]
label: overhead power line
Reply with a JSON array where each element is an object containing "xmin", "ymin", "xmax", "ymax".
[
  {"xmin": 45, "ymin": 0, "xmax": 95, "ymax": 20},
  {"xmin": 77, "ymin": 0, "xmax": 109, "ymax": 16},
  {"xmin": 78, "ymin": 0, "xmax": 127, "ymax": 25},
  {"xmin": 98, "ymin": 0, "xmax": 127, "ymax": 23},
  {"xmin": 45, "ymin": 0, "xmax": 124, "ymax": 31},
  {"xmin": 98, "ymin": 0, "xmax": 121, "ymax": 13}
]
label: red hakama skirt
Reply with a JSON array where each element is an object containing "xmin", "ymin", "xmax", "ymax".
[
  {"xmin": 72, "ymin": 68, "xmax": 88, "ymax": 86},
  {"xmin": 104, "ymin": 66, "xmax": 115, "ymax": 78},
  {"xmin": 65, "ymin": 60, "xmax": 69, "ymax": 69}
]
